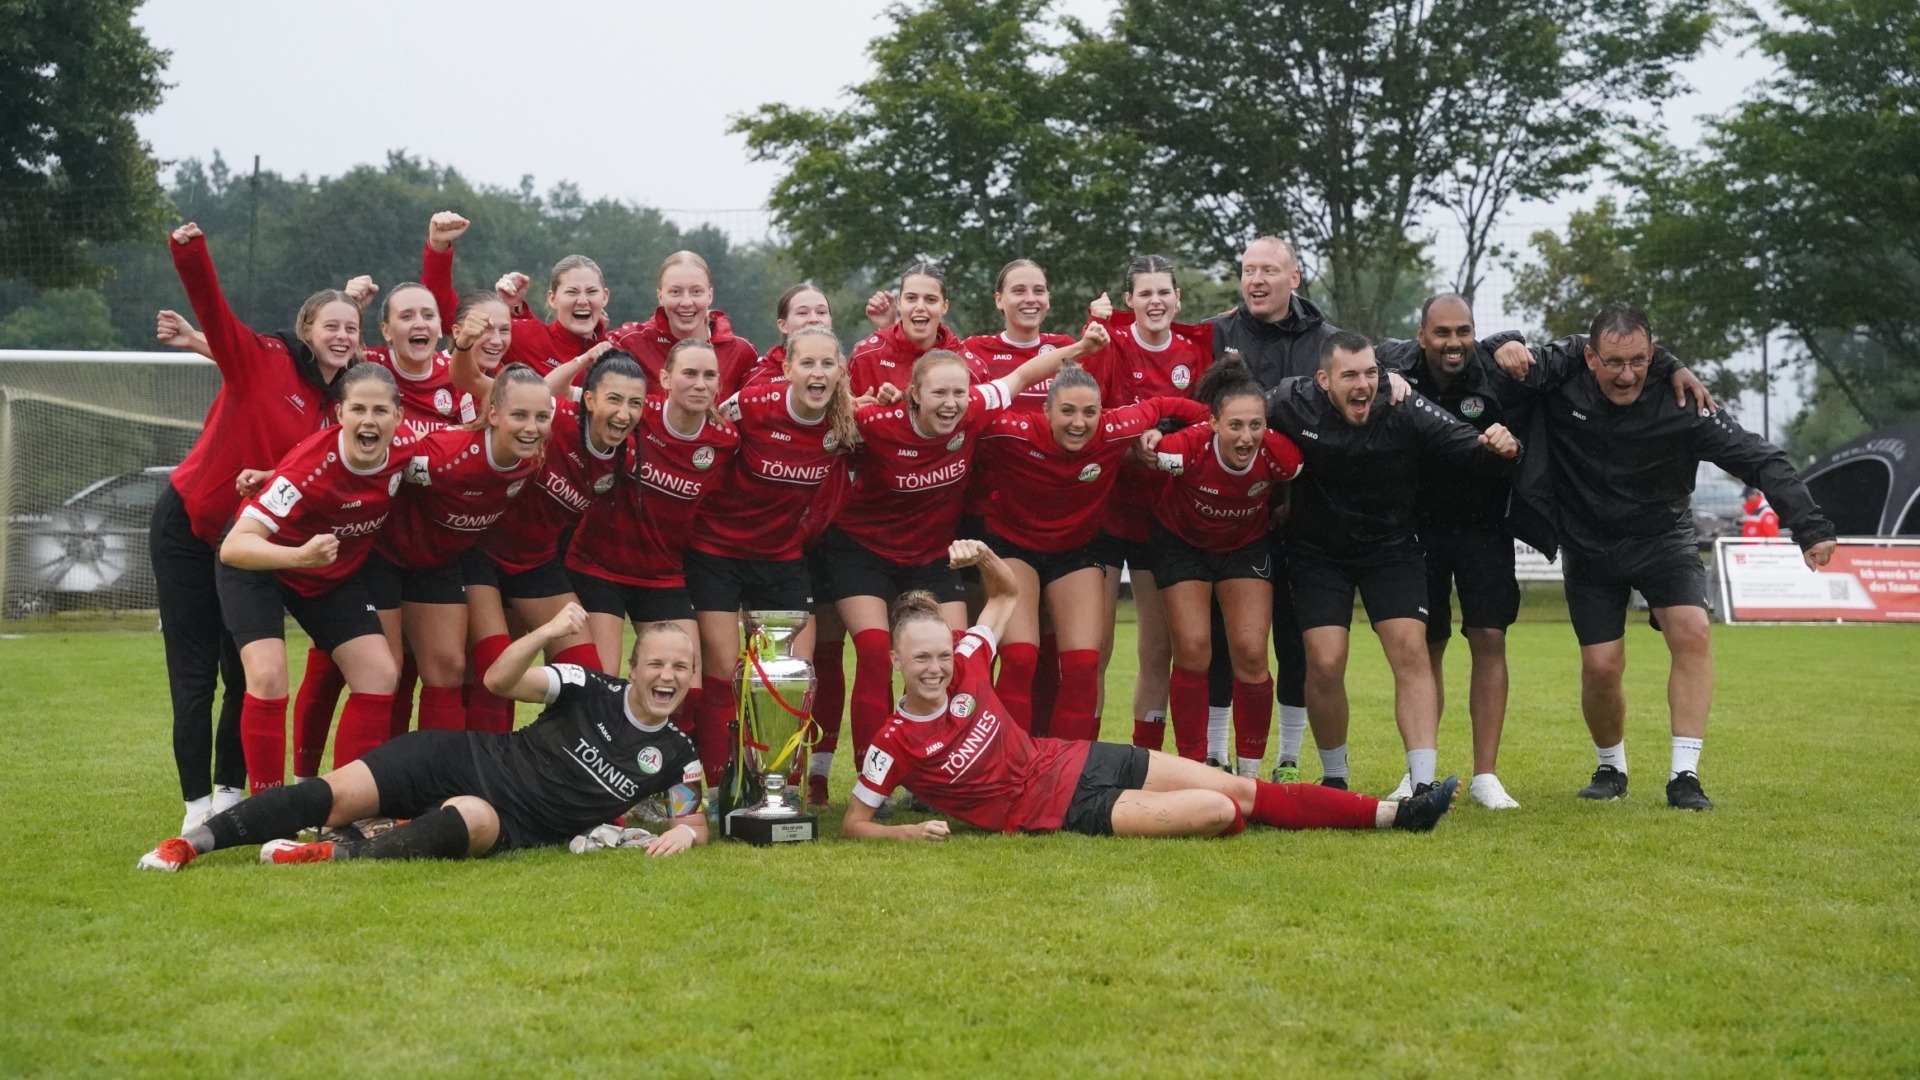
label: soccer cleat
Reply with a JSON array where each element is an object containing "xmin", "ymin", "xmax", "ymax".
[
  {"xmin": 260, "ymin": 838, "xmax": 335, "ymax": 864},
  {"xmin": 1203, "ymin": 756, "xmax": 1233, "ymax": 773},
  {"xmin": 1387, "ymin": 773, "xmax": 1415, "ymax": 801},
  {"xmin": 1392, "ymin": 775, "xmax": 1459, "ymax": 833},
  {"xmin": 1270, "ymin": 759, "xmax": 1300, "ymax": 784},
  {"xmin": 1410, "ymin": 781, "xmax": 1435, "ymax": 800},
  {"xmin": 806, "ymin": 775, "xmax": 829, "ymax": 809},
  {"xmin": 1666, "ymin": 771, "xmax": 1714, "ymax": 811},
  {"xmin": 137, "ymin": 838, "xmax": 197, "ymax": 872},
  {"xmin": 1469, "ymin": 774, "xmax": 1521, "ymax": 810},
  {"xmin": 1577, "ymin": 765, "xmax": 1629, "ymax": 801},
  {"xmin": 1319, "ymin": 775, "xmax": 1349, "ymax": 791}
]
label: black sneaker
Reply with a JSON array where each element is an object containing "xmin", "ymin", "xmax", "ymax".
[
  {"xmin": 1392, "ymin": 775, "xmax": 1459, "ymax": 832},
  {"xmin": 1666, "ymin": 771, "xmax": 1714, "ymax": 811},
  {"xmin": 1320, "ymin": 775, "xmax": 1349, "ymax": 791},
  {"xmin": 1577, "ymin": 765, "xmax": 1629, "ymax": 801}
]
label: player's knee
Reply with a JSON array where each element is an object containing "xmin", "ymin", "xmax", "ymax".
[
  {"xmin": 1463, "ymin": 628, "xmax": 1505, "ymax": 658},
  {"xmin": 1169, "ymin": 630, "xmax": 1210, "ymax": 671},
  {"xmin": 416, "ymin": 644, "xmax": 465, "ymax": 686},
  {"xmin": 1197, "ymin": 791, "xmax": 1237, "ymax": 834},
  {"xmin": 442, "ymin": 796, "xmax": 500, "ymax": 854},
  {"xmin": 1663, "ymin": 613, "xmax": 1712, "ymax": 656},
  {"xmin": 1304, "ymin": 648, "xmax": 1345, "ymax": 684},
  {"xmin": 1581, "ymin": 650, "xmax": 1626, "ymax": 684}
]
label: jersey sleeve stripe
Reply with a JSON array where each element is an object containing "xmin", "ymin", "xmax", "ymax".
[{"xmin": 239, "ymin": 505, "xmax": 281, "ymax": 533}]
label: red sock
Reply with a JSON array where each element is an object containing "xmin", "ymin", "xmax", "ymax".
[
  {"xmin": 1168, "ymin": 667, "xmax": 1209, "ymax": 761},
  {"xmin": 813, "ymin": 633, "xmax": 846, "ymax": 755},
  {"xmin": 1052, "ymin": 649, "xmax": 1101, "ymax": 741},
  {"xmin": 389, "ymin": 655, "xmax": 417, "ymax": 738},
  {"xmin": 1220, "ymin": 804, "xmax": 1247, "ymax": 837},
  {"xmin": 1031, "ymin": 633, "xmax": 1059, "ymax": 738},
  {"xmin": 417, "ymin": 684, "xmax": 465, "ymax": 731},
  {"xmin": 551, "ymin": 642, "xmax": 602, "ymax": 672},
  {"xmin": 291, "ymin": 648, "xmax": 344, "ymax": 778},
  {"xmin": 1131, "ymin": 715, "xmax": 1166, "ymax": 751},
  {"xmin": 694, "ymin": 676, "xmax": 736, "ymax": 784},
  {"xmin": 465, "ymin": 635, "xmax": 514, "ymax": 732},
  {"xmin": 848, "ymin": 629, "xmax": 893, "ymax": 761},
  {"xmin": 1250, "ymin": 779, "xmax": 1380, "ymax": 830},
  {"xmin": 1233, "ymin": 676, "xmax": 1275, "ymax": 763},
  {"xmin": 240, "ymin": 692, "xmax": 287, "ymax": 795},
  {"xmin": 333, "ymin": 692, "xmax": 396, "ymax": 768},
  {"xmin": 994, "ymin": 642, "xmax": 1040, "ymax": 732},
  {"xmin": 673, "ymin": 682, "xmax": 703, "ymax": 736}
]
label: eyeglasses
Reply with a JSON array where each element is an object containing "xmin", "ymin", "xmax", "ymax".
[{"xmin": 1598, "ymin": 357, "xmax": 1650, "ymax": 372}]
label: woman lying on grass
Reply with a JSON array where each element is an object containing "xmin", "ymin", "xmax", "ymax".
[
  {"xmin": 845, "ymin": 540, "xmax": 1459, "ymax": 840},
  {"xmin": 138, "ymin": 606, "xmax": 707, "ymax": 870}
]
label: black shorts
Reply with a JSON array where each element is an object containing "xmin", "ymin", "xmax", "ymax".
[
  {"xmin": 983, "ymin": 529, "xmax": 1106, "ymax": 588},
  {"xmin": 814, "ymin": 526, "xmax": 964, "ymax": 606},
  {"xmin": 1562, "ymin": 541, "xmax": 1710, "ymax": 647},
  {"xmin": 1422, "ymin": 526, "xmax": 1521, "ymax": 642},
  {"xmin": 361, "ymin": 551, "xmax": 465, "ymax": 609},
  {"xmin": 1287, "ymin": 546, "xmax": 1429, "ymax": 631},
  {"xmin": 684, "ymin": 547, "xmax": 813, "ymax": 613},
  {"xmin": 1152, "ymin": 524, "xmax": 1275, "ymax": 589},
  {"xmin": 358, "ymin": 730, "xmax": 555, "ymax": 853},
  {"xmin": 214, "ymin": 560, "xmax": 382, "ymax": 652},
  {"xmin": 1091, "ymin": 530, "xmax": 1160, "ymax": 578},
  {"xmin": 567, "ymin": 567, "xmax": 696, "ymax": 624},
  {"xmin": 1060, "ymin": 741, "xmax": 1153, "ymax": 837},
  {"xmin": 463, "ymin": 548, "xmax": 574, "ymax": 601}
]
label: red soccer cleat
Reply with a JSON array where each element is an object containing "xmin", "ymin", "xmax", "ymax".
[
  {"xmin": 137, "ymin": 837, "xmax": 197, "ymax": 872},
  {"xmin": 259, "ymin": 838, "xmax": 336, "ymax": 865}
]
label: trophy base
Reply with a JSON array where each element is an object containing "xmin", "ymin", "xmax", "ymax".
[{"xmin": 723, "ymin": 809, "xmax": 818, "ymax": 846}]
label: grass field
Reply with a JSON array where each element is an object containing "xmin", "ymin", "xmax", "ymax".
[{"xmin": 2, "ymin": 616, "xmax": 1916, "ymax": 1076}]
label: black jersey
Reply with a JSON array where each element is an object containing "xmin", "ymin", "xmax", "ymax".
[
  {"xmin": 1264, "ymin": 376, "xmax": 1506, "ymax": 558},
  {"xmin": 471, "ymin": 664, "xmax": 702, "ymax": 841},
  {"xmin": 1206, "ymin": 296, "xmax": 1337, "ymax": 389},
  {"xmin": 1377, "ymin": 337, "xmax": 1531, "ymax": 532}
]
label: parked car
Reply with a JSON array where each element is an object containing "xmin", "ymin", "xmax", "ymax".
[{"xmin": 5, "ymin": 467, "xmax": 173, "ymax": 617}]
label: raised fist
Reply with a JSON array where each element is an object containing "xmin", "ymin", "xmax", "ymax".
[
  {"xmin": 170, "ymin": 222, "xmax": 203, "ymax": 245},
  {"xmin": 427, "ymin": 211, "xmax": 471, "ymax": 251}
]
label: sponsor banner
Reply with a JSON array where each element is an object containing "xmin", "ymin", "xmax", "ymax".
[
  {"xmin": 1715, "ymin": 538, "xmax": 1920, "ymax": 624},
  {"xmin": 1515, "ymin": 540, "xmax": 1562, "ymax": 582}
]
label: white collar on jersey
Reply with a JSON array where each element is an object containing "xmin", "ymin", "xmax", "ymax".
[
  {"xmin": 895, "ymin": 696, "xmax": 948, "ymax": 723},
  {"xmin": 335, "ymin": 430, "xmax": 390, "ymax": 476},
  {"xmin": 784, "ymin": 387, "xmax": 827, "ymax": 427},
  {"xmin": 622, "ymin": 690, "xmax": 670, "ymax": 733},
  {"xmin": 1213, "ymin": 435, "xmax": 1257, "ymax": 477},
  {"xmin": 998, "ymin": 330, "xmax": 1041, "ymax": 350}
]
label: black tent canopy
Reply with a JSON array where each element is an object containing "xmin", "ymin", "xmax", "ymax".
[{"xmin": 1801, "ymin": 415, "xmax": 1920, "ymax": 537}]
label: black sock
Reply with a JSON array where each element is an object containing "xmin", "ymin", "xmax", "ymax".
[
  {"xmin": 334, "ymin": 805, "xmax": 472, "ymax": 862},
  {"xmin": 196, "ymin": 777, "xmax": 334, "ymax": 852}
]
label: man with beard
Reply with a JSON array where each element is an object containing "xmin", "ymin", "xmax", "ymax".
[
  {"xmin": 1500, "ymin": 304, "xmax": 1835, "ymax": 810},
  {"xmin": 1264, "ymin": 330, "xmax": 1519, "ymax": 796}
]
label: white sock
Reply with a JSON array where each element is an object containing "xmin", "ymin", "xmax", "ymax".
[
  {"xmin": 1671, "ymin": 737, "xmax": 1703, "ymax": 779},
  {"xmin": 1235, "ymin": 756, "xmax": 1261, "ymax": 777},
  {"xmin": 184, "ymin": 794, "xmax": 211, "ymax": 820},
  {"xmin": 1318, "ymin": 744, "xmax": 1349, "ymax": 780},
  {"xmin": 211, "ymin": 786, "xmax": 244, "ymax": 812},
  {"xmin": 1207, "ymin": 705, "xmax": 1229, "ymax": 760},
  {"xmin": 1595, "ymin": 741, "xmax": 1627, "ymax": 774},
  {"xmin": 809, "ymin": 751, "xmax": 833, "ymax": 778},
  {"xmin": 1277, "ymin": 704, "xmax": 1307, "ymax": 762},
  {"xmin": 1406, "ymin": 748, "xmax": 1438, "ymax": 788}
]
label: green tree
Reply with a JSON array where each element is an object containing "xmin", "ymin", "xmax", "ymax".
[
  {"xmin": 0, "ymin": 287, "xmax": 119, "ymax": 349},
  {"xmin": 0, "ymin": 0, "xmax": 169, "ymax": 288}
]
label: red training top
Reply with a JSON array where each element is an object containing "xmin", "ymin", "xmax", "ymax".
[
  {"xmin": 420, "ymin": 240, "xmax": 458, "ymax": 337},
  {"xmin": 168, "ymin": 235, "xmax": 336, "ymax": 545},
  {"xmin": 689, "ymin": 385, "xmax": 847, "ymax": 563},
  {"xmin": 1152, "ymin": 425, "xmax": 1304, "ymax": 552},
  {"xmin": 975, "ymin": 396, "xmax": 1211, "ymax": 554},
  {"xmin": 377, "ymin": 426, "xmax": 542, "ymax": 570},
  {"xmin": 503, "ymin": 316, "xmax": 606, "ymax": 378},
  {"xmin": 839, "ymin": 382, "xmax": 1014, "ymax": 565},
  {"xmin": 852, "ymin": 626, "xmax": 1092, "ymax": 834},
  {"xmin": 238, "ymin": 427, "xmax": 412, "ymax": 598},
  {"xmin": 362, "ymin": 349, "xmax": 474, "ymax": 431},
  {"xmin": 959, "ymin": 331, "xmax": 1079, "ymax": 411},
  {"xmin": 1098, "ymin": 313, "xmax": 1216, "ymax": 545},
  {"xmin": 847, "ymin": 322, "xmax": 965, "ymax": 398},
  {"xmin": 567, "ymin": 398, "xmax": 740, "ymax": 589},
  {"xmin": 606, "ymin": 309, "xmax": 758, "ymax": 401},
  {"xmin": 477, "ymin": 397, "xmax": 626, "ymax": 574}
]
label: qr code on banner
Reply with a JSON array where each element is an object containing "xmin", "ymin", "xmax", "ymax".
[{"xmin": 1830, "ymin": 580, "xmax": 1851, "ymax": 600}]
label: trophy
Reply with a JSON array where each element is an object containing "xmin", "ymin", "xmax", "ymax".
[{"xmin": 722, "ymin": 610, "xmax": 819, "ymax": 845}]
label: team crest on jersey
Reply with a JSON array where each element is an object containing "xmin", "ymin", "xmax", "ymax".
[
  {"xmin": 1171, "ymin": 364, "xmax": 1192, "ymax": 390},
  {"xmin": 434, "ymin": 388, "xmax": 454, "ymax": 415},
  {"xmin": 822, "ymin": 433, "xmax": 840, "ymax": 452},
  {"xmin": 950, "ymin": 694, "xmax": 976, "ymax": 718},
  {"xmin": 388, "ymin": 474, "xmax": 403, "ymax": 497},
  {"xmin": 692, "ymin": 447, "xmax": 715, "ymax": 470},
  {"xmin": 507, "ymin": 479, "xmax": 526, "ymax": 497},
  {"xmin": 946, "ymin": 432, "xmax": 965, "ymax": 451},
  {"xmin": 1037, "ymin": 343, "xmax": 1057, "ymax": 354},
  {"xmin": 1461, "ymin": 395, "xmax": 1486, "ymax": 419},
  {"xmin": 1249, "ymin": 481, "xmax": 1270, "ymax": 497},
  {"xmin": 636, "ymin": 746, "xmax": 663, "ymax": 774},
  {"xmin": 1078, "ymin": 463, "xmax": 1102, "ymax": 482},
  {"xmin": 593, "ymin": 474, "xmax": 614, "ymax": 494}
]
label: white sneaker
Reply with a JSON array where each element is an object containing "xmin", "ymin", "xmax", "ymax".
[
  {"xmin": 1387, "ymin": 773, "xmax": 1414, "ymax": 801},
  {"xmin": 1470, "ymin": 773, "xmax": 1521, "ymax": 810}
]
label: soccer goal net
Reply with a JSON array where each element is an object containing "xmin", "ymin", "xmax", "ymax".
[{"xmin": 0, "ymin": 351, "xmax": 217, "ymax": 618}]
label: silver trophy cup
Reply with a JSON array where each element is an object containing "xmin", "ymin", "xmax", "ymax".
[{"xmin": 723, "ymin": 610, "xmax": 819, "ymax": 845}]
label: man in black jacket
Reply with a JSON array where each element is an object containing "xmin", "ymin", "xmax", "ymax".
[
  {"xmin": 1266, "ymin": 329, "xmax": 1519, "ymax": 797},
  {"xmin": 1501, "ymin": 304, "xmax": 1837, "ymax": 810}
]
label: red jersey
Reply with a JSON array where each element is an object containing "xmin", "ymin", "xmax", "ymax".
[
  {"xmin": 739, "ymin": 345, "xmax": 788, "ymax": 390},
  {"xmin": 1152, "ymin": 425, "xmax": 1304, "ymax": 552},
  {"xmin": 377, "ymin": 426, "xmax": 543, "ymax": 569},
  {"xmin": 606, "ymin": 309, "xmax": 758, "ymax": 400},
  {"xmin": 238, "ymin": 427, "xmax": 410, "ymax": 598},
  {"xmin": 976, "ymin": 396, "xmax": 1211, "ymax": 553},
  {"xmin": 420, "ymin": 241, "xmax": 458, "ymax": 336},
  {"xmin": 567, "ymin": 400, "xmax": 739, "ymax": 588},
  {"xmin": 478, "ymin": 398, "xmax": 625, "ymax": 573},
  {"xmin": 852, "ymin": 626, "xmax": 1091, "ymax": 834},
  {"xmin": 362, "ymin": 348, "xmax": 475, "ymax": 430},
  {"xmin": 690, "ymin": 385, "xmax": 848, "ymax": 563},
  {"xmin": 840, "ymin": 382, "xmax": 1014, "ymax": 565},
  {"xmin": 847, "ymin": 322, "xmax": 964, "ymax": 397},
  {"xmin": 959, "ymin": 331, "xmax": 1078, "ymax": 411},
  {"xmin": 503, "ymin": 316, "xmax": 605, "ymax": 377},
  {"xmin": 1099, "ymin": 313, "xmax": 1217, "ymax": 544},
  {"xmin": 167, "ymin": 236, "xmax": 336, "ymax": 545}
]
